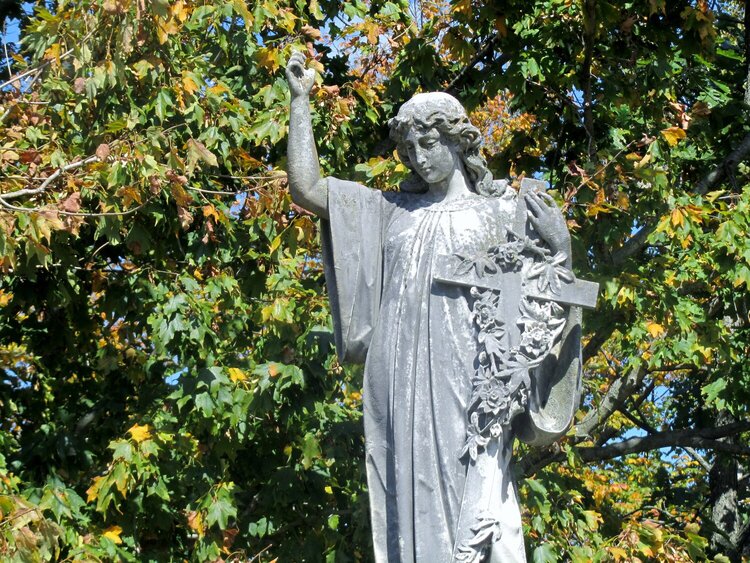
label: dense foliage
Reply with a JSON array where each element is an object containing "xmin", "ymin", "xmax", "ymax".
[{"xmin": 0, "ymin": 0, "xmax": 748, "ymax": 560}]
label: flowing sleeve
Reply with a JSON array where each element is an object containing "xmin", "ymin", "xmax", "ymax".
[
  {"xmin": 320, "ymin": 177, "xmax": 386, "ymax": 364},
  {"xmin": 515, "ymin": 308, "xmax": 583, "ymax": 447}
]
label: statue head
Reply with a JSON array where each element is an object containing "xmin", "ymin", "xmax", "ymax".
[{"xmin": 388, "ymin": 92, "xmax": 499, "ymax": 196}]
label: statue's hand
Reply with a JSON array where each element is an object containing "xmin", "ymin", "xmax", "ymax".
[
  {"xmin": 525, "ymin": 190, "xmax": 571, "ymax": 254},
  {"xmin": 286, "ymin": 51, "xmax": 316, "ymax": 99}
]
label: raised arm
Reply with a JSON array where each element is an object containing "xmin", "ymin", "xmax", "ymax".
[{"xmin": 285, "ymin": 52, "xmax": 329, "ymax": 219}]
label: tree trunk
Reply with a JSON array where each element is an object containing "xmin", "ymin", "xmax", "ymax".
[{"xmin": 708, "ymin": 411, "xmax": 741, "ymax": 562}]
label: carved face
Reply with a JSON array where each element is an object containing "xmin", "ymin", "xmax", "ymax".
[{"xmin": 401, "ymin": 127, "xmax": 460, "ymax": 186}]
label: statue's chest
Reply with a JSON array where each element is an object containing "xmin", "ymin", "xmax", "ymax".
[{"xmin": 381, "ymin": 199, "xmax": 513, "ymax": 271}]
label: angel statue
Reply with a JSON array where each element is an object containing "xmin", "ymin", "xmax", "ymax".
[{"xmin": 285, "ymin": 51, "xmax": 597, "ymax": 563}]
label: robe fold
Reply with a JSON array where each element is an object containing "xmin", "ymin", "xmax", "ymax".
[{"xmin": 321, "ymin": 177, "xmax": 581, "ymax": 563}]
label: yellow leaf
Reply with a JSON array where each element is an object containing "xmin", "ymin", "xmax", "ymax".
[
  {"xmin": 227, "ymin": 367, "xmax": 247, "ymax": 383},
  {"xmin": 616, "ymin": 192, "xmax": 630, "ymax": 211},
  {"xmin": 232, "ymin": 0, "xmax": 254, "ymax": 30},
  {"xmin": 182, "ymin": 72, "xmax": 199, "ymax": 95},
  {"xmin": 453, "ymin": 0, "xmax": 471, "ymax": 15},
  {"xmin": 257, "ymin": 48, "xmax": 280, "ymax": 72},
  {"xmin": 43, "ymin": 43, "xmax": 61, "ymax": 66},
  {"xmin": 609, "ymin": 547, "xmax": 628, "ymax": 561},
  {"xmin": 114, "ymin": 464, "xmax": 128, "ymax": 496},
  {"xmin": 646, "ymin": 321, "xmax": 665, "ymax": 338},
  {"xmin": 156, "ymin": 18, "xmax": 180, "ymax": 44},
  {"xmin": 202, "ymin": 204, "xmax": 221, "ymax": 222},
  {"xmin": 634, "ymin": 153, "xmax": 651, "ymax": 169},
  {"xmin": 208, "ymin": 83, "xmax": 230, "ymax": 96},
  {"xmin": 187, "ymin": 510, "xmax": 205, "ymax": 537},
  {"xmin": 103, "ymin": 525, "xmax": 123, "ymax": 544},
  {"xmin": 324, "ymin": 486, "xmax": 333, "ymax": 494},
  {"xmin": 170, "ymin": 0, "xmax": 190, "ymax": 22},
  {"xmin": 670, "ymin": 207, "xmax": 685, "ymax": 228},
  {"xmin": 660, "ymin": 126, "xmax": 686, "ymax": 147},
  {"xmin": 364, "ymin": 21, "xmax": 380, "ymax": 45},
  {"xmin": 0, "ymin": 290, "xmax": 12, "ymax": 307},
  {"xmin": 269, "ymin": 234, "xmax": 282, "ymax": 254},
  {"xmin": 116, "ymin": 186, "xmax": 142, "ymax": 207},
  {"xmin": 128, "ymin": 423, "xmax": 152, "ymax": 443},
  {"xmin": 86, "ymin": 476, "xmax": 104, "ymax": 503}
]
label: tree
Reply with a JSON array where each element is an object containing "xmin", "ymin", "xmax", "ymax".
[{"xmin": 0, "ymin": 0, "xmax": 748, "ymax": 561}]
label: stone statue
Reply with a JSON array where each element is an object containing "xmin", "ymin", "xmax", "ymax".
[{"xmin": 285, "ymin": 51, "xmax": 598, "ymax": 563}]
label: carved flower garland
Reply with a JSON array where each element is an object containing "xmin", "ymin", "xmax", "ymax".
[
  {"xmin": 454, "ymin": 232, "xmax": 572, "ymax": 562},
  {"xmin": 456, "ymin": 233, "xmax": 569, "ymax": 464}
]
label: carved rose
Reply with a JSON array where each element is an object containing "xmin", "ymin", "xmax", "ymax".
[
  {"xmin": 477, "ymin": 378, "xmax": 511, "ymax": 416},
  {"xmin": 491, "ymin": 241, "xmax": 524, "ymax": 271},
  {"xmin": 520, "ymin": 320, "xmax": 552, "ymax": 354}
]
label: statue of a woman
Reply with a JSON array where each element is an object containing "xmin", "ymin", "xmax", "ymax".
[{"xmin": 286, "ymin": 51, "xmax": 584, "ymax": 563}]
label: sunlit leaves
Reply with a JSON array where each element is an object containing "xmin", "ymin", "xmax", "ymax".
[{"xmin": 2, "ymin": 0, "xmax": 750, "ymax": 560}]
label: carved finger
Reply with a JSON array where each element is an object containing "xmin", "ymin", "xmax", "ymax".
[
  {"xmin": 527, "ymin": 190, "xmax": 552, "ymax": 210},
  {"xmin": 525, "ymin": 194, "xmax": 545, "ymax": 217},
  {"xmin": 538, "ymin": 191, "xmax": 558, "ymax": 208},
  {"xmin": 538, "ymin": 191, "xmax": 554, "ymax": 202}
]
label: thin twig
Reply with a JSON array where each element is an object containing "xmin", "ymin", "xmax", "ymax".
[
  {"xmin": 0, "ymin": 26, "xmax": 97, "ymax": 91},
  {"xmin": 0, "ymin": 196, "xmax": 152, "ymax": 217},
  {"xmin": 0, "ymin": 155, "xmax": 100, "ymax": 200},
  {"xmin": 2, "ymin": 22, "xmax": 13, "ymax": 86},
  {"xmin": 574, "ymin": 142, "xmax": 636, "ymax": 191},
  {"xmin": 185, "ymin": 186, "xmax": 250, "ymax": 196},
  {"xmin": 248, "ymin": 543, "xmax": 273, "ymax": 562}
]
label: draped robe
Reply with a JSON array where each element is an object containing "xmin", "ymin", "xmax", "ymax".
[{"xmin": 321, "ymin": 177, "xmax": 581, "ymax": 562}]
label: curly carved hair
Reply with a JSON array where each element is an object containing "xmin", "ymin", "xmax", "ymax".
[{"xmin": 388, "ymin": 93, "xmax": 501, "ymax": 196}]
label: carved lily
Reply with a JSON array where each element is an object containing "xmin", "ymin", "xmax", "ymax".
[
  {"xmin": 454, "ymin": 251, "xmax": 498, "ymax": 278},
  {"xmin": 526, "ymin": 251, "xmax": 574, "ymax": 294},
  {"xmin": 460, "ymin": 412, "xmax": 490, "ymax": 461}
]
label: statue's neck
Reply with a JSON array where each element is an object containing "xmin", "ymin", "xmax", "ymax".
[{"xmin": 428, "ymin": 161, "xmax": 472, "ymax": 202}]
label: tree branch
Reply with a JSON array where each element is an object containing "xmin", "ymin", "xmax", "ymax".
[
  {"xmin": 609, "ymin": 217, "xmax": 656, "ymax": 266},
  {"xmin": 0, "ymin": 155, "xmax": 100, "ymax": 201},
  {"xmin": 0, "ymin": 195, "xmax": 152, "ymax": 217},
  {"xmin": 744, "ymin": 0, "xmax": 750, "ymax": 106},
  {"xmin": 694, "ymin": 131, "xmax": 750, "ymax": 195},
  {"xmin": 578, "ymin": 422, "xmax": 750, "ymax": 463},
  {"xmin": 582, "ymin": 0, "xmax": 597, "ymax": 159},
  {"xmin": 575, "ymin": 364, "xmax": 647, "ymax": 440},
  {"xmin": 444, "ymin": 34, "xmax": 509, "ymax": 95},
  {"xmin": 582, "ymin": 313, "xmax": 623, "ymax": 363},
  {"xmin": 0, "ymin": 27, "xmax": 97, "ymax": 92}
]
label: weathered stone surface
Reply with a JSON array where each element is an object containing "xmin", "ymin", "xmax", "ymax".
[{"xmin": 286, "ymin": 55, "xmax": 598, "ymax": 563}]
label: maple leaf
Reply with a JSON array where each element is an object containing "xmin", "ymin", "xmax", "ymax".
[
  {"xmin": 661, "ymin": 126, "xmax": 686, "ymax": 147},
  {"xmin": 128, "ymin": 423, "xmax": 152, "ymax": 443},
  {"xmin": 102, "ymin": 525, "xmax": 123, "ymax": 544}
]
